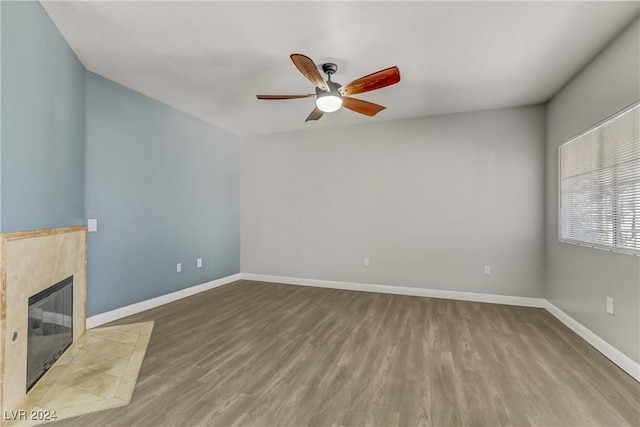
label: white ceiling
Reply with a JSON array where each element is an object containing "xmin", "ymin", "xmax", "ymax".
[{"xmin": 41, "ymin": 1, "xmax": 639, "ymax": 136}]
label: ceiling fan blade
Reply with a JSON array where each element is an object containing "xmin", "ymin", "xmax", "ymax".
[
  {"xmin": 305, "ymin": 107, "xmax": 324, "ymax": 122},
  {"xmin": 257, "ymin": 94, "xmax": 315, "ymax": 100},
  {"xmin": 342, "ymin": 97, "xmax": 386, "ymax": 116},
  {"xmin": 290, "ymin": 54, "xmax": 330, "ymax": 92},
  {"xmin": 339, "ymin": 66, "xmax": 400, "ymax": 96}
]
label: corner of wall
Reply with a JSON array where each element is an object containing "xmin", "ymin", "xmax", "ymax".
[
  {"xmin": 0, "ymin": 0, "xmax": 86, "ymax": 232},
  {"xmin": 545, "ymin": 16, "xmax": 640, "ymax": 364},
  {"xmin": 541, "ymin": 102, "xmax": 550, "ymax": 302}
]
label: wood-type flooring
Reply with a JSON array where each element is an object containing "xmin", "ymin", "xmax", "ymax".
[{"xmin": 50, "ymin": 280, "xmax": 639, "ymax": 426}]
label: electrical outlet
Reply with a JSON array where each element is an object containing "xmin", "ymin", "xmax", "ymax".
[
  {"xmin": 484, "ymin": 266, "xmax": 491, "ymax": 275},
  {"xmin": 177, "ymin": 263, "xmax": 182, "ymax": 273},
  {"xmin": 197, "ymin": 258, "xmax": 202, "ymax": 268},
  {"xmin": 363, "ymin": 257, "xmax": 370, "ymax": 267},
  {"xmin": 606, "ymin": 297, "xmax": 614, "ymax": 315}
]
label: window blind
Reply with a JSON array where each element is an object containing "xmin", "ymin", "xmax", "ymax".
[{"xmin": 559, "ymin": 103, "xmax": 640, "ymax": 255}]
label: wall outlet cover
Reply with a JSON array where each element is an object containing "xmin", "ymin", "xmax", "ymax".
[{"xmin": 606, "ymin": 297, "xmax": 614, "ymax": 315}]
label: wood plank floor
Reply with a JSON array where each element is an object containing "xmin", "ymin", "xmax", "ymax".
[{"xmin": 51, "ymin": 280, "xmax": 639, "ymax": 426}]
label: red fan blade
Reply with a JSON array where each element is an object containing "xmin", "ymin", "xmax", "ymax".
[
  {"xmin": 257, "ymin": 94, "xmax": 315, "ymax": 100},
  {"xmin": 339, "ymin": 66, "xmax": 400, "ymax": 96},
  {"xmin": 342, "ymin": 97, "xmax": 386, "ymax": 116},
  {"xmin": 291, "ymin": 54, "xmax": 330, "ymax": 92},
  {"xmin": 305, "ymin": 107, "xmax": 324, "ymax": 122}
]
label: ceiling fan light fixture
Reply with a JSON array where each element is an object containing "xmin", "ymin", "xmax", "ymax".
[
  {"xmin": 316, "ymin": 93, "xmax": 343, "ymax": 113},
  {"xmin": 315, "ymin": 76, "xmax": 343, "ymax": 113},
  {"xmin": 257, "ymin": 55, "xmax": 400, "ymax": 122}
]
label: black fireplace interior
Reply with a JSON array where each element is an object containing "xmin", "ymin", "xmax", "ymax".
[{"xmin": 27, "ymin": 276, "xmax": 73, "ymax": 391}]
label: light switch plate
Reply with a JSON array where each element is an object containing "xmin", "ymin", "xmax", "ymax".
[{"xmin": 88, "ymin": 219, "xmax": 98, "ymax": 232}]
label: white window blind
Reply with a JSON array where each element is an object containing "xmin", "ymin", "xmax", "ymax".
[{"xmin": 559, "ymin": 103, "xmax": 640, "ymax": 255}]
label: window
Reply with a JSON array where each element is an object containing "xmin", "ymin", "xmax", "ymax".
[{"xmin": 559, "ymin": 102, "xmax": 639, "ymax": 255}]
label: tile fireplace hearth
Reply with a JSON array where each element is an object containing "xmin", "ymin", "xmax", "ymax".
[{"xmin": 4, "ymin": 322, "xmax": 153, "ymax": 427}]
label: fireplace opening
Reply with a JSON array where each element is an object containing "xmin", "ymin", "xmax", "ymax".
[{"xmin": 27, "ymin": 276, "xmax": 73, "ymax": 391}]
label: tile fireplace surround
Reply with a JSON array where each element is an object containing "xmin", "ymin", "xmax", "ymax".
[{"xmin": 0, "ymin": 226, "xmax": 87, "ymax": 422}]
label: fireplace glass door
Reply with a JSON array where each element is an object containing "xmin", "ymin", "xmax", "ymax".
[{"xmin": 27, "ymin": 276, "xmax": 73, "ymax": 391}]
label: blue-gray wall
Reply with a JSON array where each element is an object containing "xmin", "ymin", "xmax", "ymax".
[
  {"xmin": 0, "ymin": 1, "xmax": 85, "ymax": 232},
  {"xmin": 0, "ymin": 2, "xmax": 241, "ymax": 316},
  {"xmin": 85, "ymin": 72, "xmax": 240, "ymax": 315}
]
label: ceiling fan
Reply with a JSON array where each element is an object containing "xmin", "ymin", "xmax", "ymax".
[{"xmin": 257, "ymin": 54, "xmax": 400, "ymax": 122}]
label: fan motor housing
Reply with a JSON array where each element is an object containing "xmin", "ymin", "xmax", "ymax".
[{"xmin": 316, "ymin": 80, "xmax": 342, "ymax": 96}]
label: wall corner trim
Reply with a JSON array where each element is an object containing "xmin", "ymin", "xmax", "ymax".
[{"xmin": 85, "ymin": 273, "xmax": 241, "ymax": 328}]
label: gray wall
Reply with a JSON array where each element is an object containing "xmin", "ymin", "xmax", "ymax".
[
  {"xmin": 0, "ymin": 1, "xmax": 85, "ymax": 232},
  {"xmin": 546, "ymin": 18, "xmax": 640, "ymax": 363},
  {"xmin": 242, "ymin": 106, "xmax": 546, "ymax": 297},
  {"xmin": 85, "ymin": 72, "xmax": 240, "ymax": 316}
]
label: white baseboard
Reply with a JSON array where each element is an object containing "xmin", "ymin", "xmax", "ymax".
[
  {"xmin": 241, "ymin": 272, "xmax": 639, "ymax": 382},
  {"xmin": 544, "ymin": 301, "xmax": 640, "ymax": 381},
  {"xmin": 85, "ymin": 273, "xmax": 241, "ymax": 329},
  {"xmin": 240, "ymin": 273, "xmax": 547, "ymax": 308},
  {"xmin": 85, "ymin": 271, "xmax": 639, "ymax": 382}
]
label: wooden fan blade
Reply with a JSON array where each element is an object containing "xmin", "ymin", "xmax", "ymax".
[
  {"xmin": 290, "ymin": 54, "xmax": 330, "ymax": 92},
  {"xmin": 342, "ymin": 97, "xmax": 386, "ymax": 116},
  {"xmin": 305, "ymin": 107, "xmax": 324, "ymax": 122},
  {"xmin": 339, "ymin": 66, "xmax": 400, "ymax": 96},
  {"xmin": 257, "ymin": 94, "xmax": 315, "ymax": 100}
]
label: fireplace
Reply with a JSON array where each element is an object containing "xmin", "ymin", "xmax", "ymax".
[
  {"xmin": 26, "ymin": 276, "xmax": 73, "ymax": 391},
  {"xmin": 0, "ymin": 226, "xmax": 87, "ymax": 414}
]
